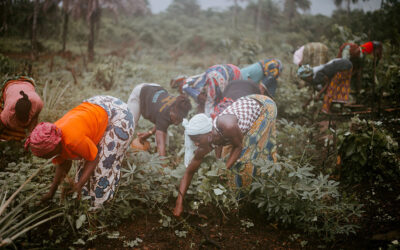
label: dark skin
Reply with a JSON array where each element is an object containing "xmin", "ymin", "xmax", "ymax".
[
  {"xmin": 214, "ymin": 83, "xmax": 266, "ymax": 159},
  {"xmin": 173, "ymin": 114, "xmax": 243, "ymax": 217},
  {"xmin": 40, "ymin": 142, "xmax": 100, "ymax": 203},
  {"xmin": 26, "ymin": 114, "xmax": 39, "ymax": 133},
  {"xmin": 196, "ymin": 92, "xmax": 207, "ymax": 113},
  {"xmin": 302, "ymin": 75, "xmax": 330, "ymax": 109},
  {"xmin": 137, "ymin": 109, "xmax": 183, "ymax": 157}
]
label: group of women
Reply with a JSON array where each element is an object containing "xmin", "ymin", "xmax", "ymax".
[
  {"xmin": 295, "ymin": 40, "xmax": 382, "ymax": 113},
  {"xmin": 0, "ymin": 40, "xmax": 380, "ymax": 215}
]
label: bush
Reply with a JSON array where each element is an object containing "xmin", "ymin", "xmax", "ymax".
[
  {"xmin": 250, "ymin": 158, "xmax": 363, "ymax": 242},
  {"xmin": 337, "ymin": 117, "xmax": 400, "ymax": 185}
]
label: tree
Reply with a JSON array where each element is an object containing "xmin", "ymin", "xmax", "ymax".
[
  {"xmin": 31, "ymin": 0, "xmax": 40, "ymax": 60},
  {"xmin": 87, "ymin": 0, "xmax": 100, "ymax": 62},
  {"xmin": 284, "ymin": 0, "xmax": 310, "ymax": 26},
  {"xmin": 229, "ymin": 0, "xmax": 249, "ymax": 29},
  {"xmin": 67, "ymin": 0, "xmax": 149, "ymax": 61},
  {"xmin": 333, "ymin": 0, "xmax": 370, "ymax": 16},
  {"xmin": 61, "ymin": 0, "xmax": 70, "ymax": 52},
  {"xmin": 167, "ymin": 0, "xmax": 200, "ymax": 16}
]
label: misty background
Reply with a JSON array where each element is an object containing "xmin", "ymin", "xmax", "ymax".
[{"xmin": 148, "ymin": 0, "xmax": 381, "ymax": 16}]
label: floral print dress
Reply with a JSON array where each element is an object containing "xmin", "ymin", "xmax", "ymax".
[{"xmin": 75, "ymin": 95, "xmax": 135, "ymax": 208}]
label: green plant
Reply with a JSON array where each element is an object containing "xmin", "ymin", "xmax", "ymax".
[
  {"xmin": 337, "ymin": 117, "xmax": 400, "ymax": 185},
  {"xmin": 91, "ymin": 56, "xmax": 120, "ymax": 90},
  {"xmin": 39, "ymin": 79, "xmax": 71, "ymax": 122},
  {"xmin": 276, "ymin": 118, "xmax": 317, "ymax": 163},
  {"xmin": 250, "ymin": 158, "xmax": 363, "ymax": 242},
  {"xmin": 0, "ymin": 163, "xmax": 62, "ymax": 247}
]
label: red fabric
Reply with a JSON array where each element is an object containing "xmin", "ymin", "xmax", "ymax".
[
  {"xmin": 360, "ymin": 42, "xmax": 373, "ymax": 54},
  {"xmin": 211, "ymin": 97, "xmax": 234, "ymax": 119},
  {"xmin": 0, "ymin": 80, "xmax": 43, "ymax": 129},
  {"xmin": 25, "ymin": 122, "xmax": 62, "ymax": 157}
]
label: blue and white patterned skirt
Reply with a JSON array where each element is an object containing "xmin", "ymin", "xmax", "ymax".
[{"xmin": 76, "ymin": 95, "xmax": 135, "ymax": 208}]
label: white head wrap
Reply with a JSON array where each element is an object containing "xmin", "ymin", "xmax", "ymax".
[
  {"xmin": 293, "ymin": 45, "xmax": 304, "ymax": 66},
  {"xmin": 182, "ymin": 113, "xmax": 213, "ymax": 167}
]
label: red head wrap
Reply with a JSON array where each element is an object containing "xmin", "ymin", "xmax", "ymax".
[
  {"xmin": 360, "ymin": 42, "xmax": 374, "ymax": 54},
  {"xmin": 24, "ymin": 122, "xmax": 62, "ymax": 157}
]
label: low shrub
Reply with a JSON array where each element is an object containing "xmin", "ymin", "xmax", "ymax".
[
  {"xmin": 250, "ymin": 158, "xmax": 363, "ymax": 242},
  {"xmin": 337, "ymin": 117, "xmax": 400, "ymax": 185}
]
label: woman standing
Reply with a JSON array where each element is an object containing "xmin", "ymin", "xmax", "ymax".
[
  {"xmin": 25, "ymin": 95, "xmax": 134, "ymax": 208},
  {"xmin": 0, "ymin": 76, "xmax": 43, "ymax": 141},
  {"xmin": 174, "ymin": 94, "xmax": 277, "ymax": 217}
]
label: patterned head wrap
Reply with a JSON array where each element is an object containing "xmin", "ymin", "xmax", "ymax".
[
  {"xmin": 24, "ymin": 122, "xmax": 62, "ymax": 157},
  {"xmin": 182, "ymin": 114, "xmax": 213, "ymax": 167},
  {"xmin": 297, "ymin": 64, "xmax": 313, "ymax": 79},
  {"xmin": 2, "ymin": 76, "xmax": 36, "ymax": 87},
  {"xmin": 261, "ymin": 59, "xmax": 283, "ymax": 97}
]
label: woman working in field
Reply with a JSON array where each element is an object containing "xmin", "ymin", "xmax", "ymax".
[
  {"xmin": 127, "ymin": 83, "xmax": 191, "ymax": 157},
  {"xmin": 171, "ymin": 64, "xmax": 242, "ymax": 116},
  {"xmin": 211, "ymin": 79, "xmax": 268, "ymax": 119},
  {"xmin": 25, "ymin": 95, "xmax": 134, "ymax": 208},
  {"xmin": 174, "ymin": 94, "xmax": 277, "ymax": 217},
  {"xmin": 337, "ymin": 41, "xmax": 383, "ymax": 93},
  {"xmin": 0, "ymin": 76, "xmax": 43, "ymax": 141},
  {"xmin": 240, "ymin": 59, "xmax": 283, "ymax": 97},
  {"xmin": 297, "ymin": 58, "xmax": 353, "ymax": 113},
  {"xmin": 293, "ymin": 42, "xmax": 329, "ymax": 67}
]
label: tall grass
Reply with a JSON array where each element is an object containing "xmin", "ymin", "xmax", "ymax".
[{"xmin": 0, "ymin": 162, "xmax": 63, "ymax": 247}]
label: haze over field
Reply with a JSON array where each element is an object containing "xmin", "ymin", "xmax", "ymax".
[{"xmin": 148, "ymin": 0, "xmax": 381, "ymax": 16}]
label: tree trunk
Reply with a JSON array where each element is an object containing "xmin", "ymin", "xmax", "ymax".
[
  {"xmin": 61, "ymin": 0, "xmax": 69, "ymax": 52},
  {"xmin": 31, "ymin": 0, "xmax": 39, "ymax": 60},
  {"xmin": 256, "ymin": 0, "xmax": 262, "ymax": 41},
  {"xmin": 347, "ymin": 0, "xmax": 351, "ymax": 16},
  {"xmin": 233, "ymin": 0, "xmax": 238, "ymax": 29},
  {"xmin": 88, "ymin": 13, "xmax": 95, "ymax": 62},
  {"xmin": 0, "ymin": 0, "xmax": 10, "ymax": 33}
]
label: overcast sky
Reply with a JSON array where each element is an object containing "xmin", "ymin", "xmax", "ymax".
[{"xmin": 147, "ymin": 0, "xmax": 381, "ymax": 16}]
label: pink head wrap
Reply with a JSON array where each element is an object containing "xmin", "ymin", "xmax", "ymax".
[{"xmin": 24, "ymin": 122, "xmax": 62, "ymax": 157}]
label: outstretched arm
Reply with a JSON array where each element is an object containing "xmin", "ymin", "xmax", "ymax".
[
  {"xmin": 217, "ymin": 116, "xmax": 243, "ymax": 169},
  {"xmin": 41, "ymin": 160, "xmax": 72, "ymax": 202},
  {"xmin": 315, "ymin": 76, "xmax": 330, "ymax": 100},
  {"xmin": 27, "ymin": 114, "xmax": 39, "ymax": 133},
  {"xmin": 155, "ymin": 130, "xmax": 167, "ymax": 157},
  {"xmin": 137, "ymin": 126, "xmax": 156, "ymax": 143},
  {"xmin": 73, "ymin": 154, "xmax": 100, "ymax": 198},
  {"xmin": 174, "ymin": 147, "xmax": 211, "ymax": 217}
]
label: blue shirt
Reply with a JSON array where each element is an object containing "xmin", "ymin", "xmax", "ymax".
[{"xmin": 240, "ymin": 62, "xmax": 264, "ymax": 84}]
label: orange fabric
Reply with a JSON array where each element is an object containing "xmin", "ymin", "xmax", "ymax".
[
  {"xmin": 322, "ymin": 68, "xmax": 352, "ymax": 114},
  {"xmin": 52, "ymin": 102, "xmax": 108, "ymax": 165}
]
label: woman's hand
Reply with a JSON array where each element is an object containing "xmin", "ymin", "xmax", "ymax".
[
  {"xmin": 40, "ymin": 191, "xmax": 55, "ymax": 204},
  {"xmin": 137, "ymin": 132, "xmax": 148, "ymax": 143},
  {"xmin": 173, "ymin": 199, "xmax": 184, "ymax": 217},
  {"xmin": 68, "ymin": 183, "xmax": 83, "ymax": 200}
]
